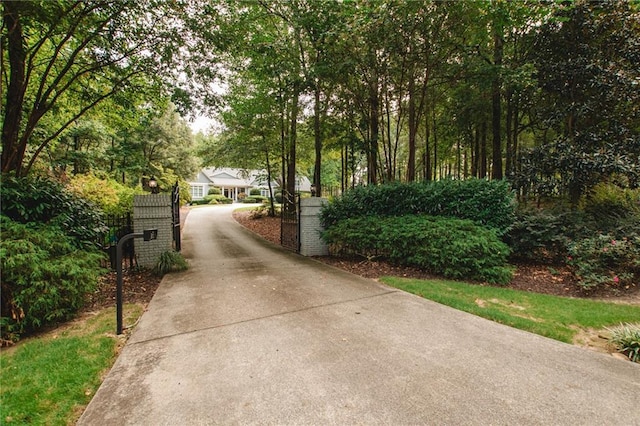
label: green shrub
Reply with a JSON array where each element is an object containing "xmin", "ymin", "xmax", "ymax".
[
  {"xmin": 250, "ymin": 188, "xmax": 261, "ymax": 196},
  {"xmin": 506, "ymin": 209, "xmax": 590, "ymax": 263},
  {"xmin": 210, "ymin": 194, "xmax": 233, "ymax": 204},
  {"xmin": 323, "ymin": 215, "xmax": 513, "ymax": 284},
  {"xmin": 191, "ymin": 197, "xmax": 210, "ymax": 205},
  {"xmin": 0, "ymin": 216, "xmax": 104, "ymax": 342},
  {"xmin": 568, "ymin": 232, "xmax": 640, "ymax": 290},
  {"xmin": 321, "ymin": 179, "xmax": 515, "ymax": 235},
  {"xmin": 153, "ymin": 251, "xmax": 188, "ymax": 276},
  {"xmin": 582, "ymin": 183, "xmax": 640, "ymax": 229},
  {"xmin": 243, "ymin": 195, "xmax": 267, "ymax": 203},
  {"xmin": 208, "ymin": 187, "xmax": 222, "ymax": 195},
  {"xmin": 1, "ymin": 175, "xmax": 106, "ymax": 249},
  {"xmin": 67, "ymin": 173, "xmax": 139, "ymax": 216},
  {"xmin": 249, "ymin": 203, "xmax": 280, "ymax": 219},
  {"xmin": 607, "ymin": 323, "xmax": 640, "ymax": 363}
]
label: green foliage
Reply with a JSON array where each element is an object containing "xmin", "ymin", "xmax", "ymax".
[
  {"xmin": 153, "ymin": 251, "xmax": 188, "ymax": 276},
  {"xmin": 581, "ymin": 183, "xmax": 640, "ymax": 229},
  {"xmin": 208, "ymin": 187, "xmax": 222, "ymax": 195},
  {"xmin": 67, "ymin": 173, "xmax": 139, "ymax": 216},
  {"xmin": 568, "ymin": 233, "xmax": 640, "ymax": 291},
  {"xmin": 243, "ymin": 196, "xmax": 267, "ymax": 203},
  {"xmin": 191, "ymin": 194, "xmax": 232, "ymax": 205},
  {"xmin": 506, "ymin": 209, "xmax": 590, "ymax": 263},
  {"xmin": 518, "ymin": 1, "xmax": 640, "ymax": 203},
  {"xmin": 607, "ymin": 323, "xmax": 640, "ymax": 363},
  {"xmin": 0, "ymin": 175, "xmax": 106, "ymax": 249},
  {"xmin": 1, "ymin": 216, "xmax": 105, "ymax": 342},
  {"xmin": 250, "ymin": 188, "xmax": 261, "ymax": 196},
  {"xmin": 211, "ymin": 194, "xmax": 233, "ymax": 204},
  {"xmin": 249, "ymin": 203, "xmax": 280, "ymax": 219},
  {"xmin": 323, "ymin": 215, "xmax": 513, "ymax": 284},
  {"xmin": 320, "ymin": 179, "xmax": 516, "ymax": 235}
]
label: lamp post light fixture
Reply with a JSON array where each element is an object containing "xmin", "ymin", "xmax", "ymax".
[{"xmin": 148, "ymin": 176, "xmax": 159, "ymax": 194}]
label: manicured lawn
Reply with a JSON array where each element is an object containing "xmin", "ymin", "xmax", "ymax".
[
  {"xmin": 381, "ymin": 277, "xmax": 640, "ymax": 344},
  {"xmin": 1, "ymin": 305, "xmax": 143, "ymax": 425}
]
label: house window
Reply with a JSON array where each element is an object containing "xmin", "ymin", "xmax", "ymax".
[{"xmin": 190, "ymin": 185, "xmax": 204, "ymax": 199}]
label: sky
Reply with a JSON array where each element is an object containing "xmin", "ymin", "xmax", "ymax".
[{"xmin": 189, "ymin": 115, "xmax": 215, "ymax": 134}]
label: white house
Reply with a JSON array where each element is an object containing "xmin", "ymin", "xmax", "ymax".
[{"xmin": 189, "ymin": 167, "xmax": 311, "ymax": 201}]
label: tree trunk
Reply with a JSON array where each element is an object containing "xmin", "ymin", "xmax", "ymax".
[
  {"xmin": 432, "ymin": 109, "xmax": 438, "ymax": 181},
  {"xmin": 407, "ymin": 77, "xmax": 416, "ymax": 182},
  {"xmin": 368, "ymin": 81, "xmax": 379, "ymax": 185},
  {"xmin": 1, "ymin": 2, "xmax": 27, "ymax": 176},
  {"xmin": 286, "ymin": 88, "xmax": 299, "ymax": 205},
  {"xmin": 424, "ymin": 113, "xmax": 431, "ymax": 181},
  {"xmin": 313, "ymin": 85, "xmax": 322, "ymax": 197},
  {"xmin": 264, "ymin": 135, "xmax": 276, "ymax": 217},
  {"xmin": 491, "ymin": 26, "xmax": 504, "ymax": 180},
  {"xmin": 480, "ymin": 122, "xmax": 487, "ymax": 178},
  {"xmin": 505, "ymin": 90, "xmax": 513, "ymax": 178}
]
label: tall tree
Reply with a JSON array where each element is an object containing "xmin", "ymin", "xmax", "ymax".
[
  {"xmin": 524, "ymin": 0, "xmax": 640, "ymax": 203},
  {"xmin": 1, "ymin": 0, "xmax": 186, "ymax": 176}
]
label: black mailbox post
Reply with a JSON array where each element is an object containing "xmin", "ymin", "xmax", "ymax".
[{"xmin": 116, "ymin": 229, "xmax": 158, "ymax": 334}]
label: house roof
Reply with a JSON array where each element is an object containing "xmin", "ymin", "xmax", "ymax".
[
  {"xmin": 192, "ymin": 167, "xmax": 308, "ymax": 191},
  {"xmin": 199, "ymin": 167, "xmax": 251, "ymax": 188}
]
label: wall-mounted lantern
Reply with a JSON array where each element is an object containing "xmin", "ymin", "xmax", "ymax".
[{"xmin": 148, "ymin": 176, "xmax": 159, "ymax": 194}]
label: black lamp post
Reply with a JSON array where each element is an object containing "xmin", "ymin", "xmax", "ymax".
[{"xmin": 148, "ymin": 176, "xmax": 159, "ymax": 194}]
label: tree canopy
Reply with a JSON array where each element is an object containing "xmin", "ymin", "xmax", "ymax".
[{"xmin": 2, "ymin": 0, "xmax": 638, "ymax": 204}]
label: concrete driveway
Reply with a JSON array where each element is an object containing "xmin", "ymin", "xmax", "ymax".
[{"xmin": 79, "ymin": 204, "xmax": 640, "ymax": 425}]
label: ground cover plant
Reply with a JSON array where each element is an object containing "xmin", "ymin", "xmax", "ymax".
[
  {"xmin": 607, "ymin": 323, "xmax": 640, "ymax": 362},
  {"xmin": 381, "ymin": 276, "xmax": 640, "ymax": 361},
  {"xmin": 0, "ymin": 304, "xmax": 143, "ymax": 425}
]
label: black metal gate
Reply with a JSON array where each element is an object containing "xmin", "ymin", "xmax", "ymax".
[
  {"xmin": 280, "ymin": 191, "xmax": 300, "ymax": 252},
  {"xmin": 172, "ymin": 182, "xmax": 182, "ymax": 252},
  {"xmin": 101, "ymin": 213, "xmax": 135, "ymax": 270}
]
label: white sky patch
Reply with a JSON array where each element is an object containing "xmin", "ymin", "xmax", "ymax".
[{"xmin": 190, "ymin": 115, "xmax": 215, "ymax": 134}]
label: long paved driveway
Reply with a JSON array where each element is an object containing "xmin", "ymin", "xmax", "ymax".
[{"xmin": 79, "ymin": 205, "xmax": 640, "ymax": 425}]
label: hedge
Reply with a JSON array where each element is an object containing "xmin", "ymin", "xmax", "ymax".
[
  {"xmin": 323, "ymin": 215, "xmax": 513, "ymax": 284},
  {"xmin": 320, "ymin": 179, "xmax": 515, "ymax": 235}
]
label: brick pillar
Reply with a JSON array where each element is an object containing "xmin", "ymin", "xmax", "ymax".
[
  {"xmin": 300, "ymin": 197, "xmax": 329, "ymax": 256},
  {"xmin": 133, "ymin": 194, "xmax": 173, "ymax": 268}
]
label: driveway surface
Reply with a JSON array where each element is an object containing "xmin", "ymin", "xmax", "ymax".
[{"xmin": 79, "ymin": 205, "xmax": 640, "ymax": 425}]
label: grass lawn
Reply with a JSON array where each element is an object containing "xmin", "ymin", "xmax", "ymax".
[
  {"xmin": 381, "ymin": 277, "xmax": 640, "ymax": 346},
  {"xmin": 1, "ymin": 304, "xmax": 143, "ymax": 425}
]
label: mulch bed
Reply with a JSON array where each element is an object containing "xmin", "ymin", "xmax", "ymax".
[{"xmin": 82, "ymin": 269, "xmax": 163, "ymax": 313}]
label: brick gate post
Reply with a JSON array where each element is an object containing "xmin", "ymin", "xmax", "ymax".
[
  {"xmin": 299, "ymin": 197, "xmax": 329, "ymax": 256},
  {"xmin": 133, "ymin": 194, "xmax": 173, "ymax": 268}
]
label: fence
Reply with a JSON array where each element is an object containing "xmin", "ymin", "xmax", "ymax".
[{"xmin": 100, "ymin": 213, "xmax": 136, "ymax": 270}]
